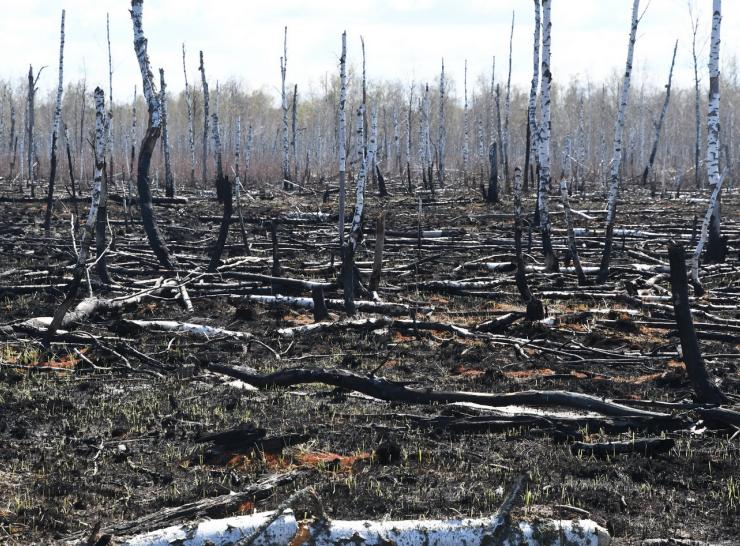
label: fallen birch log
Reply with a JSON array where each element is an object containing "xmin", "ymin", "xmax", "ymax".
[{"xmin": 122, "ymin": 509, "xmax": 610, "ymax": 546}]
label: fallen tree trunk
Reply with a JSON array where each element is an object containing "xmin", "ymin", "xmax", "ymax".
[
  {"xmin": 122, "ymin": 509, "xmax": 610, "ymax": 546},
  {"xmin": 206, "ymin": 363, "xmax": 669, "ymax": 418},
  {"xmin": 570, "ymin": 438, "xmax": 675, "ymax": 458}
]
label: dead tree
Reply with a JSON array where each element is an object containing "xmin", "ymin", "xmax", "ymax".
[
  {"xmin": 668, "ymin": 243, "xmax": 727, "ymax": 404},
  {"xmin": 486, "ymin": 142, "xmax": 498, "ymax": 203},
  {"xmin": 130, "ymin": 0, "xmax": 176, "ymax": 270},
  {"xmin": 689, "ymin": 3, "xmax": 701, "ymax": 190},
  {"xmin": 183, "ymin": 44, "xmax": 196, "ymax": 186},
  {"xmin": 559, "ymin": 175, "xmax": 587, "ymax": 285},
  {"xmin": 369, "ymin": 211, "xmax": 385, "ymax": 292},
  {"xmin": 393, "ymin": 107, "xmax": 401, "ymax": 176},
  {"xmin": 337, "ymin": 31, "xmax": 347, "ymax": 246},
  {"xmin": 43, "ymin": 10, "xmax": 65, "ymax": 235},
  {"xmin": 44, "ymin": 87, "xmax": 106, "ymax": 345},
  {"xmin": 106, "ymin": 12, "xmax": 115, "ymax": 187},
  {"xmin": 207, "ymin": 112, "xmax": 232, "ymax": 271},
  {"xmin": 438, "ymin": 58, "xmax": 446, "ymax": 186},
  {"xmin": 291, "ymin": 84, "xmax": 298, "ymax": 184},
  {"xmin": 535, "ymin": 0, "xmax": 558, "ymax": 272},
  {"xmin": 462, "ymin": 60, "xmax": 469, "ymax": 182},
  {"xmin": 513, "ymin": 167, "xmax": 543, "ymax": 320},
  {"xmin": 281, "ymin": 26, "xmax": 291, "ymax": 189},
  {"xmin": 199, "ymin": 50, "xmax": 209, "ymax": 187},
  {"xmin": 233, "ymin": 117, "xmax": 249, "ymax": 254},
  {"xmin": 160, "ymin": 69, "xmax": 175, "ymax": 198},
  {"xmin": 503, "ymin": 10, "xmax": 514, "ymax": 187},
  {"xmin": 642, "ymin": 40, "xmax": 677, "ymax": 196},
  {"xmin": 26, "ymin": 65, "xmax": 44, "ymax": 196},
  {"xmin": 342, "ymin": 105, "xmax": 368, "ymax": 315},
  {"xmin": 704, "ymin": 0, "xmax": 725, "ymax": 263},
  {"xmin": 597, "ymin": 0, "xmax": 640, "ymax": 284}
]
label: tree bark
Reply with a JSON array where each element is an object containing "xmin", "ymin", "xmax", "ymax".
[
  {"xmin": 667, "ymin": 242, "xmax": 727, "ymax": 404},
  {"xmin": 44, "ymin": 10, "xmax": 65, "ymax": 235}
]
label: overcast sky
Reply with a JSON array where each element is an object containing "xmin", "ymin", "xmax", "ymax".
[{"xmin": 1, "ymin": 0, "xmax": 738, "ymax": 104}]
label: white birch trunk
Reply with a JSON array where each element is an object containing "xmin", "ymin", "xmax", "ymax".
[
  {"xmin": 597, "ymin": 0, "xmax": 640, "ymax": 282},
  {"xmin": 692, "ymin": 172, "xmax": 725, "ymax": 287},
  {"xmin": 122, "ymin": 510, "xmax": 610, "ymax": 546},
  {"xmin": 526, "ymin": 0, "xmax": 541, "ymax": 193},
  {"xmin": 536, "ymin": 0, "xmax": 557, "ymax": 271},
  {"xmin": 106, "ymin": 12, "xmax": 114, "ymax": 184},
  {"xmin": 245, "ymin": 123, "xmax": 253, "ymax": 180},
  {"xmin": 350, "ymin": 104, "xmax": 367, "ymax": 249},
  {"xmin": 705, "ymin": 0, "xmax": 723, "ymax": 258}
]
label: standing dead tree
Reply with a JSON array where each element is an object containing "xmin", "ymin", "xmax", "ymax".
[
  {"xmin": 691, "ymin": 172, "xmax": 725, "ymax": 294},
  {"xmin": 281, "ymin": 27, "xmax": 291, "ymax": 190},
  {"xmin": 642, "ymin": 40, "xmax": 677, "ymax": 197},
  {"xmin": 291, "ymin": 84, "xmax": 299, "ymax": 184},
  {"xmin": 199, "ymin": 50, "xmax": 209, "ymax": 188},
  {"xmin": 485, "ymin": 142, "xmax": 498, "ymax": 203},
  {"xmin": 513, "ymin": 167, "xmax": 543, "ymax": 320},
  {"xmin": 43, "ymin": 10, "xmax": 65, "ymax": 235},
  {"xmin": 524, "ymin": 0, "xmax": 541, "ymax": 193},
  {"xmin": 438, "ymin": 59, "xmax": 446, "ymax": 187},
  {"xmin": 535, "ymin": 0, "xmax": 558, "ymax": 272},
  {"xmin": 689, "ymin": 2, "xmax": 701, "ymax": 190},
  {"xmin": 503, "ymin": 10, "xmax": 514, "ymax": 188},
  {"xmin": 559, "ymin": 175, "xmax": 587, "ymax": 285},
  {"xmin": 207, "ymin": 111, "xmax": 232, "ymax": 271},
  {"xmin": 26, "ymin": 65, "xmax": 45, "ymax": 196},
  {"xmin": 106, "ymin": 12, "xmax": 115, "ymax": 187},
  {"xmin": 668, "ymin": 243, "xmax": 727, "ymax": 404},
  {"xmin": 44, "ymin": 87, "xmax": 106, "ymax": 345},
  {"xmin": 233, "ymin": 116, "xmax": 249, "ymax": 254},
  {"xmin": 704, "ymin": 0, "xmax": 725, "ymax": 263},
  {"xmin": 337, "ymin": 31, "xmax": 347, "ymax": 247},
  {"xmin": 160, "ymin": 69, "xmax": 175, "ymax": 198},
  {"xmin": 342, "ymin": 105, "xmax": 368, "ymax": 316},
  {"xmin": 597, "ymin": 0, "xmax": 640, "ymax": 284},
  {"xmin": 183, "ymin": 44, "xmax": 196, "ymax": 186},
  {"xmin": 130, "ymin": 0, "xmax": 175, "ymax": 270},
  {"xmin": 462, "ymin": 60, "xmax": 469, "ymax": 183}
]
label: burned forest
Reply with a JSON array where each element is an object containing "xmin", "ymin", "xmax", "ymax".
[{"xmin": 1, "ymin": 0, "xmax": 739, "ymax": 544}]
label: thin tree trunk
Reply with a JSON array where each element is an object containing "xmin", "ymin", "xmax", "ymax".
[
  {"xmin": 597, "ymin": 0, "xmax": 640, "ymax": 283},
  {"xmin": 369, "ymin": 211, "xmax": 385, "ymax": 292},
  {"xmin": 438, "ymin": 59, "xmax": 446, "ymax": 187},
  {"xmin": 281, "ymin": 27, "xmax": 291, "ymax": 189},
  {"xmin": 291, "ymin": 83, "xmax": 299, "ymax": 185},
  {"xmin": 106, "ymin": 12, "xmax": 115, "ymax": 188},
  {"xmin": 643, "ymin": 40, "xmax": 677, "ymax": 196},
  {"xmin": 233, "ymin": 117, "xmax": 250, "ymax": 255},
  {"xmin": 559, "ymin": 175, "xmax": 587, "ymax": 285},
  {"xmin": 513, "ymin": 167, "xmax": 543, "ymax": 320},
  {"xmin": 160, "ymin": 69, "xmax": 175, "ymax": 198},
  {"xmin": 503, "ymin": 11, "xmax": 514, "ymax": 189},
  {"xmin": 183, "ymin": 44, "xmax": 196, "ymax": 187},
  {"xmin": 690, "ymin": 4, "xmax": 701, "ymax": 190},
  {"xmin": 44, "ymin": 10, "xmax": 65, "ymax": 235},
  {"xmin": 199, "ymin": 50, "xmax": 209, "ymax": 188},
  {"xmin": 462, "ymin": 60, "xmax": 469, "ymax": 183},
  {"xmin": 486, "ymin": 142, "xmax": 498, "ymax": 203}
]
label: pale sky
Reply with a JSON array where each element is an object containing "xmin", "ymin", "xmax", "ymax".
[{"xmin": 1, "ymin": 0, "xmax": 738, "ymax": 103}]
